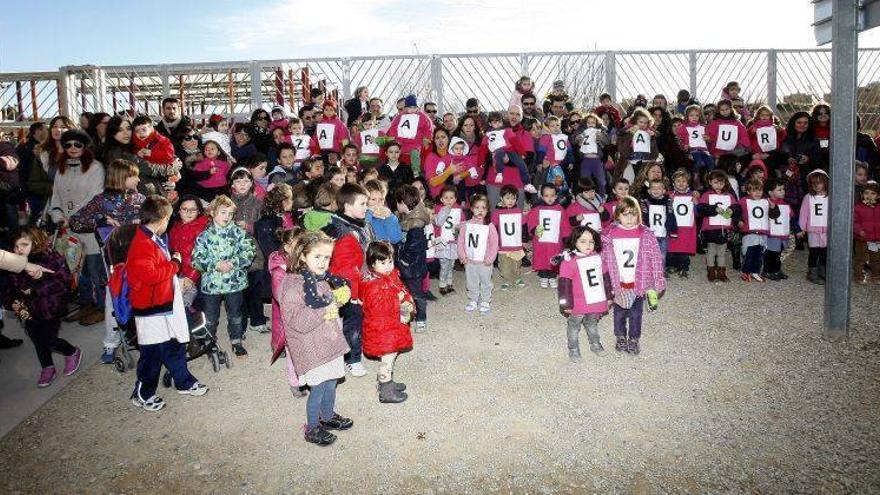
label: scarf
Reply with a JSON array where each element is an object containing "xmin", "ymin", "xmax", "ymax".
[{"xmin": 302, "ymin": 270, "xmax": 345, "ymax": 309}]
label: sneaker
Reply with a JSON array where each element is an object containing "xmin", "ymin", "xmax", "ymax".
[
  {"xmin": 438, "ymin": 286, "xmax": 449, "ymax": 296},
  {"xmin": 446, "ymin": 287, "xmax": 456, "ymax": 294},
  {"xmin": 514, "ymin": 278, "xmax": 526, "ymax": 288},
  {"xmin": 779, "ymin": 271, "xmax": 790, "ymax": 280},
  {"xmin": 665, "ymin": 267, "xmax": 677, "ymax": 277},
  {"xmin": 414, "ymin": 321, "xmax": 427, "ymax": 333},
  {"xmin": 549, "ymin": 278, "xmax": 558, "ymax": 289},
  {"xmin": 320, "ymin": 413, "xmax": 354, "ymax": 430},
  {"xmin": 304, "ymin": 425, "xmax": 336, "ymax": 446},
  {"xmin": 250, "ymin": 324, "xmax": 270, "ymax": 334},
  {"xmin": 63, "ymin": 347, "xmax": 82, "ymax": 376},
  {"xmin": 615, "ymin": 337, "xmax": 628, "ymax": 352},
  {"xmin": 750, "ymin": 273, "xmax": 765, "ymax": 283},
  {"xmin": 177, "ymin": 381, "xmax": 209, "ymax": 396},
  {"xmin": 37, "ymin": 366, "xmax": 57, "ymax": 388},
  {"xmin": 464, "ymin": 301, "xmax": 478, "ymax": 313},
  {"xmin": 100, "ymin": 347, "xmax": 116, "ymax": 364},
  {"xmin": 740, "ymin": 273, "xmax": 751, "ymax": 282},
  {"xmin": 131, "ymin": 394, "xmax": 165, "ymax": 412},
  {"xmin": 627, "ymin": 339, "xmax": 641, "ymax": 355},
  {"xmin": 291, "ymin": 386, "xmax": 308, "ymax": 398},
  {"xmin": 232, "ymin": 343, "xmax": 248, "ymax": 357},
  {"xmin": 678, "ymin": 270, "xmax": 689, "ymax": 279},
  {"xmin": 764, "ymin": 272, "xmax": 782, "ymax": 281},
  {"xmin": 524, "ymin": 184, "xmax": 538, "ymax": 194},
  {"xmin": 568, "ymin": 348, "xmax": 582, "ymax": 362},
  {"xmin": 500, "ymin": 283, "xmax": 510, "ymax": 291},
  {"xmin": 540, "ymin": 278, "xmax": 549, "ymax": 289},
  {"xmin": 479, "ymin": 302, "xmax": 491, "ymax": 315},
  {"xmin": 346, "ymin": 361, "xmax": 368, "ymax": 377},
  {"xmin": 589, "ymin": 342, "xmax": 605, "ymax": 354}
]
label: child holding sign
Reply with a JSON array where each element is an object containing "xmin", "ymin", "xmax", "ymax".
[
  {"xmin": 747, "ymin": 106, "xmax": 786, "ymax": 167},
  {"xmin": 666, "ymin": 169, "xmax": 698, "ymax": 278},
  {"xmin": 566, "ymin": 177, "xmax": 608, "ymax": 234},
  {"xmin": 600, "ymin": 197, "xmax": 665, "ymax": 355},
  {"xmin": 676, "ymin": 105, "xmax": 715, "ymax": 176},
  {"xmin": 482, "ymin": 112, "xmax": 538, "ymax": 195},
  {"xmin": 575, "ymin": 113, "xmax": 610, "ymax": 195},
  {"xmin": 536, "ymin": 116, "xmax": 572, "ymax": 197},
  {"xmin": 433, "ymin": 185, "xmax": 463, "ymax": 295},
  {"xmin": 528, "ymin": 184, "xmax": 567, "ymax": 289},
  {"xmin": 387, "ymin": 95, "xmax": 434, "ymax": 175},
  {"xmin": 558, "ymin": 226, "xmax": 611, "ymax": 361},
  {"xmin": 799, "ymin": 169, "xmax": 829, "ymax": 284},
  {"xmin": 457, "ymin": 194, "xmax": 499, "ymax": 315},
  {"xmin": 706, "ymin": 100, "xmax": 750, "ymax": 158},
  {"xmin": 288, "ymin": 117, "xmax": 319, "ymax": 165},
  {"xmin": 853, "ymin": 181, "xmax": 880, "ymax": 284},
  {"xmin": 641, "ymin": 179, "xmax": 678, "ymax": 264},
  {"xmin": 316, "ymin": 100, "xmax": 350, "ymax": 164},
  {"xmin": 764, "ymin": 177, "xmax": 796, "ymax": 281},
  {"xmin": 614, "ymin": 109, "xmax": 657, "ymax": 184},
  {"xmin": 736, "ymin": 179, "xmax": 777, "ymax": 282},
  {"xmin": 492, "ymin": 185, "xmax": 526, "ymax": 290},
  {"xmin": 696, "ymin": 170, "xmax": 740, "ymax": 282}
]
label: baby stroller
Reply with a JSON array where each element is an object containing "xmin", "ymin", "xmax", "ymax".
[
  {"xmin": 161, "ymin": 309, "xmax": 231, "ymax": 388},
  {"xmin": 98, "ymin": 225, "xmax": 139, "ymax": 372}
]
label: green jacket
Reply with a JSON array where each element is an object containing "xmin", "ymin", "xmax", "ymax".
[{"xmin": 191, "ymin": 222, "xmax": 256, "ymax": 295}]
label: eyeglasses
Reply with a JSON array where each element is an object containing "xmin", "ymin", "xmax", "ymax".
[
  {"xmin": 180, "ymin": 208, "xmax": 199, "ymax": 213},
  {"xmin": 63, "ymin": 142, "xmax": 84, "ymax": 149},
  {"xmin": 183, "ymin": 135, "xmax": 198, "ymax": 141},
  {"xmin": 425, "ymin": 109, "xmax": 437, "ymax": 114}
]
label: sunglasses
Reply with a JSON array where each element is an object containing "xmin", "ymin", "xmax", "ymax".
[
  {"xmin": 63, "ymin": 142, "xmax": 84, "ymax": 149},
  {"xmin": 426, "ymin": 110, "xmax": 437, "ymax": 114},
  {"xmin": 183, "ymin": 135, "xmax": 198, "ymax": 141}
]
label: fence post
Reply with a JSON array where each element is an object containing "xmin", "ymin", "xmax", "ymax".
[
  {"xmin": 161, "ymin": 65, "xmax": 171, "ymax": 101},
  {"xmin": 767, "ymin": 49, "xmax": 778, "ymax": 109},
  {"xmin": 249, "ymin": 61, "xmax": 262, "ymax": 113},
  {"xmin": 341, "ymin": 58, "xmax": 352, "ymax": 101},
  {"xmin": 605, "ymin": 52, "xmax": 617, "ymax": 102},
  {"xmin": 94, "ymin": 66, "xmax": 107, "ymax": 113},
  {"xmin": 689, "ymin": 51, "xmax": 698, "ymax": 97},
  {"xmin": 520, "ymin": 53, "xmax": 529, "ymax": 76},
  {"xmin": 56, "ymin": 68, "xmax": 75, "ymax": 118},
  {"xmin": 431, "ymin": 56, "xmax": 444, "ymax": 114}
]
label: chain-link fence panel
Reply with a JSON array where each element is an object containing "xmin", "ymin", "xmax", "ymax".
[{"xmin": 0, "ymin": 73, "xmax": 61, "ymax": 126}]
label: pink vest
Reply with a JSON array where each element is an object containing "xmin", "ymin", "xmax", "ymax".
[{"xmin": 559, "ymin": 253, "xmax": 608, "ymax": 315}]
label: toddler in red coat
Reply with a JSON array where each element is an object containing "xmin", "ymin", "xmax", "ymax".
[{"xmin": 361, "ymin": 241, "xmax": 414, "ymax": 404}]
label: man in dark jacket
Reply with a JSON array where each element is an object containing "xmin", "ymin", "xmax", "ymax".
[{"xmin": 155, "ymin": 97, "xmax": 193, "ymax": 146}]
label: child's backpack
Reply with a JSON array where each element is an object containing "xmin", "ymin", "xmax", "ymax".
[{"xmin": 107, "ymin": 262, "xmax": 133, "ymax": 325}]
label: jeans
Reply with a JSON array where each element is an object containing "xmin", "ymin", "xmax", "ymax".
[
  {"xmin": 339, "ymin": 302, "xmax": 363, "ymax": 364},
  {"xmin": 742, "ymin": 245, "xmax": 765, "ymax": 275},
  {"xmin": 306, "ymin": 379, "xmax": 337, "ymax": 428},
  {"xmin": 243, "ymin": 271, "xmax": 267, "ymax": 328},
  {"xmin": 403, "ymin": 277, "xmax": 427, "ymax": 323},
  {"xmin": 567, "ymin": 314, "xmax": 600, "ymax": 351},
  {"xmin": 202, "ymin": 290, "xmax": 245, "ymax": 343},
  {"xmin": 79, "ymin": 253, "xmax": 107, "ymax": 309},
  {"xmin": 493, "ymin": 149, "xmax": 531, "ymax": 185},
  {"xmin": 579, "ymin": 157, "xmax": 607, "ymax": 195},
  {"xmin": 690, "ymin": 151, "xmax": 715, "ymax": 171},
  {"xmin": 613, "ymin": 298, "xmax": 644, "ymax": 340},
  {"xmin": 133, "ymin": 339, "xmax": 197, "ymax": 400},
  {"xmin": 25, "ymin": 318, "xmax": 76, "ymax": 368}
]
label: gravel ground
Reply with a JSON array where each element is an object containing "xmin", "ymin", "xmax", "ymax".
[{"xmin": 1, "ymin": 250, "xmax": 879, "ymax": 494}]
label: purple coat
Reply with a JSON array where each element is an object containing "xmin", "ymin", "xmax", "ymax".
[{"xmin": 7, "ymin": 251, "xmax": 70, "ymax": 320}]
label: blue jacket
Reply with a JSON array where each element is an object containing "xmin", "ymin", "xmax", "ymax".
[{"xmin": 367, "ymin": 210, "xmax": 403, "ymax": 244}]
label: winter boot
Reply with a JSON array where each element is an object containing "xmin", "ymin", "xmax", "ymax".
[
  {"xmin": 615, "ymin": 336, "xmax": 628, "ymax": 352},
  {"xmin": 717, "ymin": 267, "xmax": 730, "ymax": 282},
  {"xmin": 627, "ymin": 339, "xmax": 641, "ymax": 355},
  {"xmin": 378, "ymin": 381, "xmax": 408, "ymax": 403},
  {"xmin": 707, "ymin": 266, "xmax": 717, "ymax": 282}
]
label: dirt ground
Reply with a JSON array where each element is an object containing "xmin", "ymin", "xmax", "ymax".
[{"xmin": 1, "ymin": 251, "xmax": 879, "ymax": 494}]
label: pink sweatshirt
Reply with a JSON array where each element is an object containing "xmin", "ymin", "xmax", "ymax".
[
  {"xmin": 456, "ymin": 219, "xmax": 499, "ymax": 263},
  {"xmin": 600, "ymin": 223, "xmax": 666, "ymax": 297},
  {"xmin": 315, "ymin": 116, "xmax": 349, "ymax": 153}
]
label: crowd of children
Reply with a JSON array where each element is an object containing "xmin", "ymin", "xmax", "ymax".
[{"xmin": 2, "ymin": 77, "xmax": 879, "ymax": 446}]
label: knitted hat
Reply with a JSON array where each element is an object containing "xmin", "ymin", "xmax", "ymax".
[
  {"xmin": 209, "ymin": 114, "xmax": 225, "ymax": 125},
  {"xmin": 60, "ymin": 129, "xmax": 91, "ymax": 147},
  {"xmin": 404, "ymin": 94, "xmax": 418, "ymax": 108},
  {"xmin": 553, "ymin": 80, "xmax": 565, "ymax": 90}
]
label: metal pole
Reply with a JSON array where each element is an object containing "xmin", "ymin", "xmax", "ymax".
[
  {"xmin": 431, "ymin": 56, "xmax": 444, "ymax": 114},
  {"xmin": 688, "ymin": 51, "xmax": 697, "ymax": 97},
  {"xmin": 341, "ymin": 58, "xmax": 352, "ymax": 102},
  {"xmin": 825, "ymin": 0, "xmax": 858, "ymax": 340},
  {"xmin": 767, "ymin": 49, "xmax": 777, "ymax": 109},
  {"xmin": 249, "ymin": 61, "xmax": 263, "ymax": 113},
  {"xmin": 605, "ymin": 52, "xmax": 616, "ymax": 103}
]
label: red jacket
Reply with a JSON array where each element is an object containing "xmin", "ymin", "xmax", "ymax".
[
  {"xmin": 168, "ymin": 215, "xmax": 210, "ymax": 283},
  {"xmin": 329, "ymin": 234, "xmax": 365, "ymax": 300},
  {"xmin": 747, "ymin": 120, "xmax": 786, "ymax": 154},
  {"xmin": 360, "ymin": 269, "xmax": 414, "ymax": 357},
  {"xmin": 126, "ymin": 226, "xmax": 181, "ymax": 316},
  {"xmin": 315, "ymin": 116, "xmax": 349, "ymax": 153},
  {"xmin": 854, "ymin": 202, "xmax": 880, "ymax": 242},
  {"xmin": 132, "ymin": 131, "xmax": 176, "ymax": 165}
]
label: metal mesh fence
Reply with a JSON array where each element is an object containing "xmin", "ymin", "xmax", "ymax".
[{"xmin": 3, "ymin": 49, "xmax": 880, "ymax": 134}]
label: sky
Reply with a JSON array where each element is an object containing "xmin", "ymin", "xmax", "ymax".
[{"xmin": 2, "ymin": 0, "xmax": 880, "ymax": 73}]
